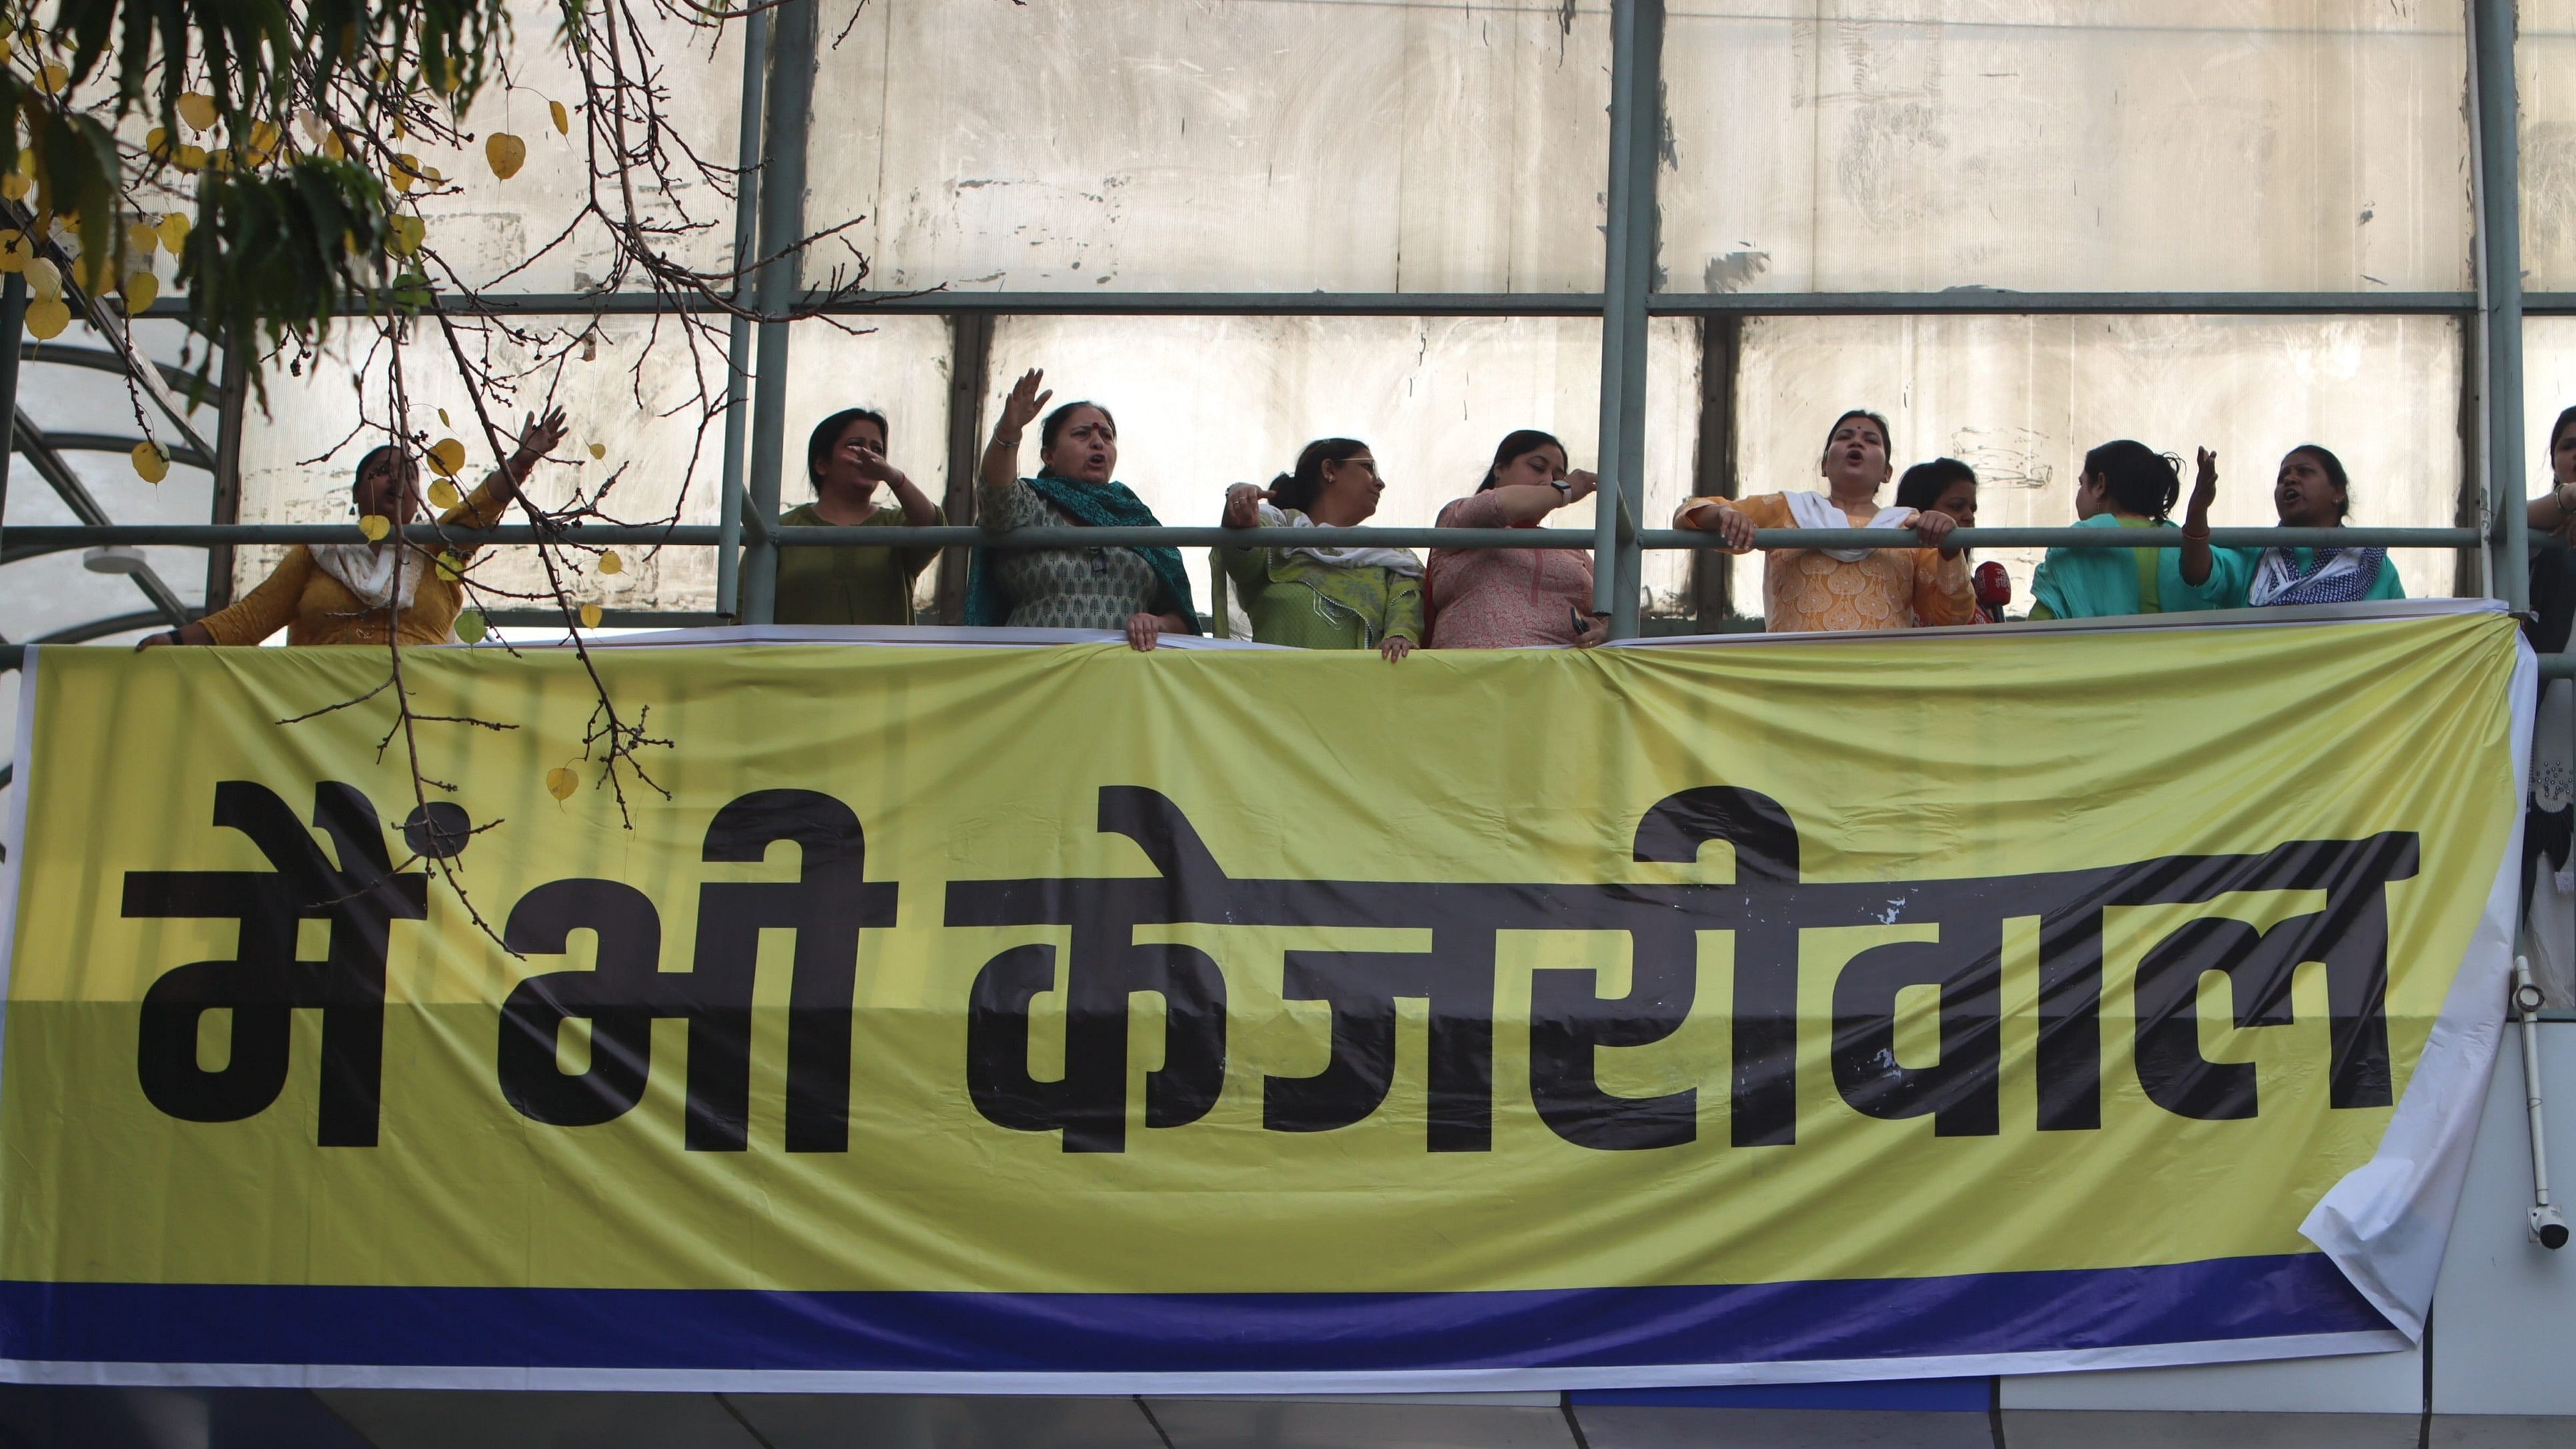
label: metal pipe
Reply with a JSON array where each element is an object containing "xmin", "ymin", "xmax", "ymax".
[
  {"xmin": 2473, "ymin": 0, "xmax": 2530, "ymax": 612},
  {"xmin": 0, "ymin": 523, "xmax": 2485, "ymax": 551},
  {"xmin": 715, "ymin": 3, "xmax": 771, "ymax": 621},
  {"xmin": 2513, "ymin": 957, "xmax": 2568, "ymax": 1248},
  {"xmin": 1591, "ymin": 0, "xmax": 1643, "ymax": 618},
  {"xmin": 0, "ymin": 274, "xmax": 23, "ymax": 564},
  {"xmin": 739, "ymin": 0, "xmax": 817, "ymax": 624},
  {"xmin": 136, "ymin": 289, "xmax": 2488, "ymax": 320}
]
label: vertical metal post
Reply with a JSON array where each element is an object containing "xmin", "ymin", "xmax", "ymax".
[
  {"xmin": 739, "ymin": 0, "xmax": 817, "ymax": 625},
  {"xmin": 716, "ymin": 6, "xmax": 771, "ymax": 620},
  {"xmin": 1689, "ymin": 313, "xmax": 1741, "ymax": 628},
  {"xmin": 202, "ymin": 335, "xmax": 247, "ymax": 612},
  {"xmin": 936, "ymin": 310, "xmax": 995, "ymax": 625},
  {"xmin": 2472, "ymin": 0, "xmax": 2529, "ymax": 610},
  {"xmin": 0, "ymin": 275, "xmax": 21, "ymax": 554},
  {"xmin": 1593, "ymin": 0, "xmax": 1663, "ymax": 640}
]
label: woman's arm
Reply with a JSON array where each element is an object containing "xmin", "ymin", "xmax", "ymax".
[
  {"xmin": 1673, "ymin": 494, "xmax": 1759, "ymax": 550},
  {"xmin": 450, "ymin": 406, "xmax": 570, "ymax": 527},
  {"xmin": 2179, "ymin": 448, "xmax": 2219, "ymax": 586},
  {"xmin": 981, "ymin": 368, "xmax": 1051, "ymax": 524},
  {"xmin": 1913, "ymin": 547, "xmax": 1976, "ymax": 626},
  {"xmin": 145, "ymin": 546, "xmax": 314, "ymax": 647},
  {"xmin": 2529, "ymin": 472, "xmax": 2576, "ymax": 541}
]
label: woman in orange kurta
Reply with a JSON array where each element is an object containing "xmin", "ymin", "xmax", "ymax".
[
  {"xmin": 1674, "ymin": 408, "xmax": 1974, "ymax": 632},
  {"xmin": 141, "ymin": 408, "xmax": 568, "ymax": 648}
]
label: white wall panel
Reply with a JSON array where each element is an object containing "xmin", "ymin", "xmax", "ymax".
[
  {"xmin": 810, "ymin": 1, "xmax": 1612, "ymax": 294},
  {"xmin": 1664, "ymin": 3, "xmax": 2473, "ymax": 295}
]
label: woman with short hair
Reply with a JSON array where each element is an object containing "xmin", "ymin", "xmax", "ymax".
[
  {"xmin": 965, "ymin": 368, "xmax": 1198, "ymax": 651},
  {"xmin": 1215, "ymin": 437, "xmax": 1424, "ymax": 660},
  {"xmin": 2025, "ymin": 439, "xmax": 2230, "ymax": 620}
]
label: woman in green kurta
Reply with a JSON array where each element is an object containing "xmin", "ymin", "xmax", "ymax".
[
  {"xmin": 2028, "ymin": 440, "xmax": 2233, "ymax": 620},
  {"xmin": 1213, "ymin": 438, "xmax": 1423, "ymax": 660},
  {"xmin": 774, "ymin": 407, "xmax": 944, "ymax": 625},
  {"xmin": 2180, "ymin": 444, "xmax": 2407, "ymax": 608}
]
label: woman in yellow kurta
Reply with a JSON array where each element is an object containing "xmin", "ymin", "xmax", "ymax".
[
  {"xmin": 141, "ymin": 408, "xmax": 568, "ymax": 648},
  {"xmin": 1673, "ymin": 408, "xmax": 1974, "ymax": 632}
]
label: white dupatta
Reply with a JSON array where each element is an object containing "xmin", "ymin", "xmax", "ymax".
[{"xmin": 1782, "ymin": 490, "xmax": 1917, "ymax": 562}]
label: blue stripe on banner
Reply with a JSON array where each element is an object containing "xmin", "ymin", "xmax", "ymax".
[
  {"xmin": 1569, "ymin": 1378, "xmax": 1992, "ymax": 1410},
  {"xmin": 0, "ymin": 1254, "xmax": 2387, "ymax": 1373}
]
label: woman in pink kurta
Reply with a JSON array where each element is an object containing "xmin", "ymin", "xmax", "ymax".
[{"xmin": 1427, "ymin": 430, "xmax": 1604, "ymax": 648}]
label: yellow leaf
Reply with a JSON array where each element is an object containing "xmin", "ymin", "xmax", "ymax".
[
  {"xmin": 119, "ymin": 270, "xmax": 157, "ymax": 312},
  {"xmin": 545, "ymin": 766, "xmax": 578, "ymax": 801},
  {"xmin": 598, "ymin": 550, "xmax": 624, "ymax": 576},
  {"xmin": 484, "ymin": 132, "xmax": 526, "ymax": 181},
  {"xmin": 157, "ymin": 213, "xmax": 189, "ymax": 252},
  {"xmin": 125, "ymin": 222, "xmax": 157, "ymax": 256},
  {"xmin": 320, "ymin": 132, "xmax": 344, "ymax": 161},
  {"xmin": 25, "ymin": 257, "xmax": 60, "ymax": 302},
  {"xmin": 131, "ymin": 441, "xmax": 168, "ymax": 483},
  {"xmin": 578, "ymin": 602, "xmax": 603, "ymax": 630},
  {"xmin": 176, "ymin": 92, "xmax": 216, "ymax": 132},
  {"xmin": 437, "ymin": 408, "xmax": 450, "ymax": 426},
  {"xmin": 550, "ymin": 99, "xmax": 569, "ymax": 135},
  {"xmin": 587, "ymin": 442, "xmax": 606, "ymax": 460},
  {"xmin": 37, "ymin": 61, "xmax": 66, "ymax": 92},
  {"xmin": 0, "ymin": 231, "xmax": 26, "ymax": 273},
  {"xmin": 143, "ymin": 126, "xmax": 167, "ymax": 157},
  {"xmin": 0, "ymin": 35, "xmax": 13, "ymax": 63},
  {"xmin": 0, "ymin": 175, "xmax": 29, "ymax": 203},
  {"xmin": 176, "ymin": 145, "xmax": 207, "ymax": 171},
  {"xmin": 69, "ymin": 252, "xmax": 109, "ymax": 294},
  {"xmin": 454, "ymin": 609, "xmax": 487, "ymax": 644},
  {"xmin": 434, "ymin": 550, "xmax": 464, "ymax": 580},
  {"xmin": 428, "ymin": 478, "xmax": 461, "ymax": 509},
  {"xmin": 22, "ymin": 298, "xmax": 67, "ymax": 340},
  {"xmin": 389, "ymin": 215, "xmax": 424, "ymax": 256},
  {"xmin": 358, "ymin": 513, "xmax": 391, "ymax": 542},
  {"xmin": 426, "ymin": 438, "xmax": 466, "ymax": 478}
]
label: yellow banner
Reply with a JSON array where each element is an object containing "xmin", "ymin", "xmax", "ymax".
[{"xmin": 0, "ymin": 610, "xmax": 2527, "ymax": 1386}]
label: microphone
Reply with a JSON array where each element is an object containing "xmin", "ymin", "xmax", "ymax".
[{"xmin": 1973, "ymin": 561, "xmax": 2011, "ymax": 623}]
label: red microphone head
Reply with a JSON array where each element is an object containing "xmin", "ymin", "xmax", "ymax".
[{"xmin": 1973, "ymin": 561, "xmax": 2012, "ymax": 608}]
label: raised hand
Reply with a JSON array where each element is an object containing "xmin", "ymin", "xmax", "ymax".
[
  {"xmin": 1562, "ymin": 468, "xmax": 1599, "ymax": 504},
  {"xmin": 1222, "ymin": 483, "xmax": 1270, "ymax": 528},
  {"xmin": 514, "ymin": 405, "xmax": 570, "ymax": 466},
  {"xmin": 2190, "ymin": 447, "xmax": 2220, "ymax": 518},
  {"xmin": 1911, "ymin": 508, "xmax": 1957, "ymax": 548},
  {"xmin": 997, "ymin": 368, "xmax": 1052, "ymax": 442}
]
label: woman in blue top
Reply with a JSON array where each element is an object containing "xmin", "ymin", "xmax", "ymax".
[
  {"xmin": 2026, "ymin": 440, "xmax": 2230, "ymax": 620},
  {"xmin": 2178, "ymin": 444, "xmax": 2406, "ymax": 607}
]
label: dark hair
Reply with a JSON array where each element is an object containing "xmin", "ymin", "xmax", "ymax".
[
  {"xmin": 353, "ymin": 444, "xmax": 402, "ymax": 491},
  {"xmin": 806, "ymin": 407, "xmax": 889, "ymax": 483},
  {"xmin": 2284, "ymin": 444, "xmax": 2351, "ymax": 519},
  {"xmin": 2082, "ymin": 439, "xmax": 2182, "ymax": 521},
  {"xmin": 1477, "ymin": 428, "xmax": 1565, "ymax": 492},
  {"xmin": 2551, "ymin": 405, "xmax": 2576, "ymax": 459},
  {"xmin": 1820, "ymin": 409, "xmax": 1893, "ymax": 468},
  {"xmin": 1894, "ymin": 457, "xmax": 1976, "ymax": 513},
  {"xmin": 1270, "ymin": 437, "xmax": 1369, "ymax": 514},
  {"xmin": 1040, "ymin": 400, "xmax": 1116, "ymax": 454}
]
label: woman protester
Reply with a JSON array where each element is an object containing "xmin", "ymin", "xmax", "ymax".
[
  {"xmin": 2025, "ymin": 440, "xmax": 2234, "ymax": 620},
  {"xmin": 773, "ymin": 407, "xmax": 943, "ymax": 626},
  {"xmin": 965, "ymin": 369, "xmax": 1198, "ymax": 651},
  {"xmin": 2179, "ymin": 444, "xmax": 2405, "ymax": 608},
  {"xmin": 1216, "ymin": 438, "xmax": 1424, "ymax": 660},
  {"xmin": 1673, "ymin": 410, "xmax": 1974, "ymax": 632},
  {"xmin": 1424, "ymin": 430, "xmax": 1604, "ymax": 649},
  {"xmin": 139, "ymin": 407, "xmax": 568, "ymax": 648},
  {"xmin": 1895, "ymin": 456, "xmax": 1978, "ymax": 529},
  {"xmin": 2525, "ymin": 408, "xmax": 2576, "ymax": 650}
]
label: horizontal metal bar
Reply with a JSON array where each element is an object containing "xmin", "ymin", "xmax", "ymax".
[
  {"xmin": 0, "ymin": 524, "xmax": 2486, "ymax": 552},
  {"xmin": 139, "ymin": 290, "xmax": 2491, "ymax": 322},
  {"xmin": 15, "ymin": 432, "xmax": 214, "ymax": 472},
  {"xmin": 480, "ymin": 610, "xmax": 733, "ymax": 628},
  {"xmin": 20, "ymin": 342, "xmax": 204, "ymax": 394},
  {"xmin": 2545, "ymin": 654, "xmax": 2576, "ymax": 680}
]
